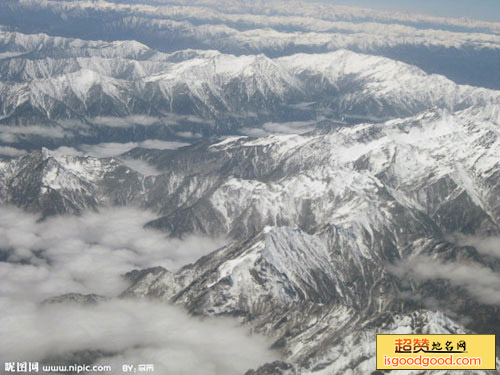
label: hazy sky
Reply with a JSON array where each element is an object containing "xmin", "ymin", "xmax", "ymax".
[{"xmin": 312, "ymin": 0, "xmax": 500, "ymax": 22}]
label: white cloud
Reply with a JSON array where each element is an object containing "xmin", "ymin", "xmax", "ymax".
[
  {"xmin": 241, "ymin": 121, "xmax": 316, "ymax": 137},
  {"xmin": 449, "ymin": 234, "xmax": 500, "ymax": 258},
  {"xmin": 0, "ymin": 146, "xmax": 27, "ymax": 157},
  {"xmin": 119, "ymin": 158, "xmax": 162, "ymax": 176},
  {"xmin": 390, "ymin": 256, "xmax": 500, "ymax": 305},
  {"xmin": 0, "ymin": 206, "xmax": 276, "ymax": 373},
  {"xmin": 176, "ymin": 131, "xmax": 203, "ymax": 139},
  {"xmin": 0, "ymin": 299, "xmax": 278, "ymax": 374},
  {"xmin": 80, "ymin": 142, "xmax": 143, "ymax": 158},
  {"xmin": 0, "ymin": 125, "xmax": 69, "ymax": 143},
  {"xmin": 0, "ymin": 206, "xmax": 227, "ymax": 299},
  {"xmin": 52, "ymin": 140, "xmax": 190, "ymax": 158},
  {"xmin": 137, "ymin": 139, "xmax": 189, "ymax": 150},
  {"xmin": 90, "ymin": 115, "xmax": 160, "ymax": 128},
  {"xmin": 50, "ymin": 146, "xmax": 83, "ymax": 157},
  {"xmin": 89, "ymin": 114, "xmax": 213, "ymax": 129}
]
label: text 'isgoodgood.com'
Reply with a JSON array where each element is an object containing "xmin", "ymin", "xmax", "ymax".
[{"xmin": 383, "ymin": 354, "xmax": 482, "ymax": 368}]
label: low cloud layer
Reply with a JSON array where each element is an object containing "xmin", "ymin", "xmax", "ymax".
[
  {"xmin": 0, "ymin": 146, "xmax": 27, "ymax": 157},
  {"xmin": 451, "ymin": 234, "xmax": 500, "ymax": 258},
  {"xmin": 0, "ymin": 206, "xmax": 277, "ymax": 373},
  {"xmin": 0, "ymin": 206, "xmax": 226, "ymax": 299},
  {"xmin": 119, "ymin": 158, "xmax": 162, "ymax": 176},
  {"xmin": 91, "ymin": 115, "xmax": 159, "ymax": 128},
  {"xmin": 89, "ymin": 114, "xmax": 212, "ymax": 128},
  {"xmin": 391, "ymin": 255, "xmax": 500, "ymax": 305},
  {"xmin": 0, "ymin": 125, "xmax": 69, "ymax": 143},
  {"xmin": 241, "ymin": 120, "xmax": 316, "ymax": 137},
  {"xmin": 0, "ymin": 136, "xmax": 189, "ymax": 160},
  {"xmin": 54, "ymin": 139, "xmax": 189, "ymax": 159},
  {"xmin": 0, "ymin": 299, "xmax": 277, "ymax": 374}
]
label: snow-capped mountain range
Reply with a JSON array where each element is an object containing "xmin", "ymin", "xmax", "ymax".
[
  {"xmin": 1, "ymin": 30, "xmax": 499, "ymax": 151},
  {"xmin": 2, "ymin": 0, "xmax": 500, "ymax": 93},
  {"xmin": 0, "ymin": 0, "xmax": 499, "ymax": 153},
  {"xmin": 2, "ymin": 104, "xmax": 500, "ymax": 373},
  {"xmin": 1, "ymin": 0, "xmax": 500, "ymax": 373}
]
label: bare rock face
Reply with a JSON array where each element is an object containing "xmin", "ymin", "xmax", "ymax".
[{"xmin": 245, "ymin": 361, "xmax": 297, "ymax": 375}]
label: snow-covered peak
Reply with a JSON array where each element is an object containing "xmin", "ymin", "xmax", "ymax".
[{"xmin": 1, "ymin": 27, "xmax": 499, "ymax": 135}]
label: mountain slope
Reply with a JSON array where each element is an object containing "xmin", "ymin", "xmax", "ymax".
[
  {"xmin": 3, "ymin": 105, "xmax": 500, "ymax": 373},
  {"xmin": 1, "ymin": 32, "xmax": 499, "ymax": 149}
]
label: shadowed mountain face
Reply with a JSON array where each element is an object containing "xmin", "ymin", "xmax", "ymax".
[{"xmin": 1, "ymin": 0, "xmax": 500, "ymax": 374}]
